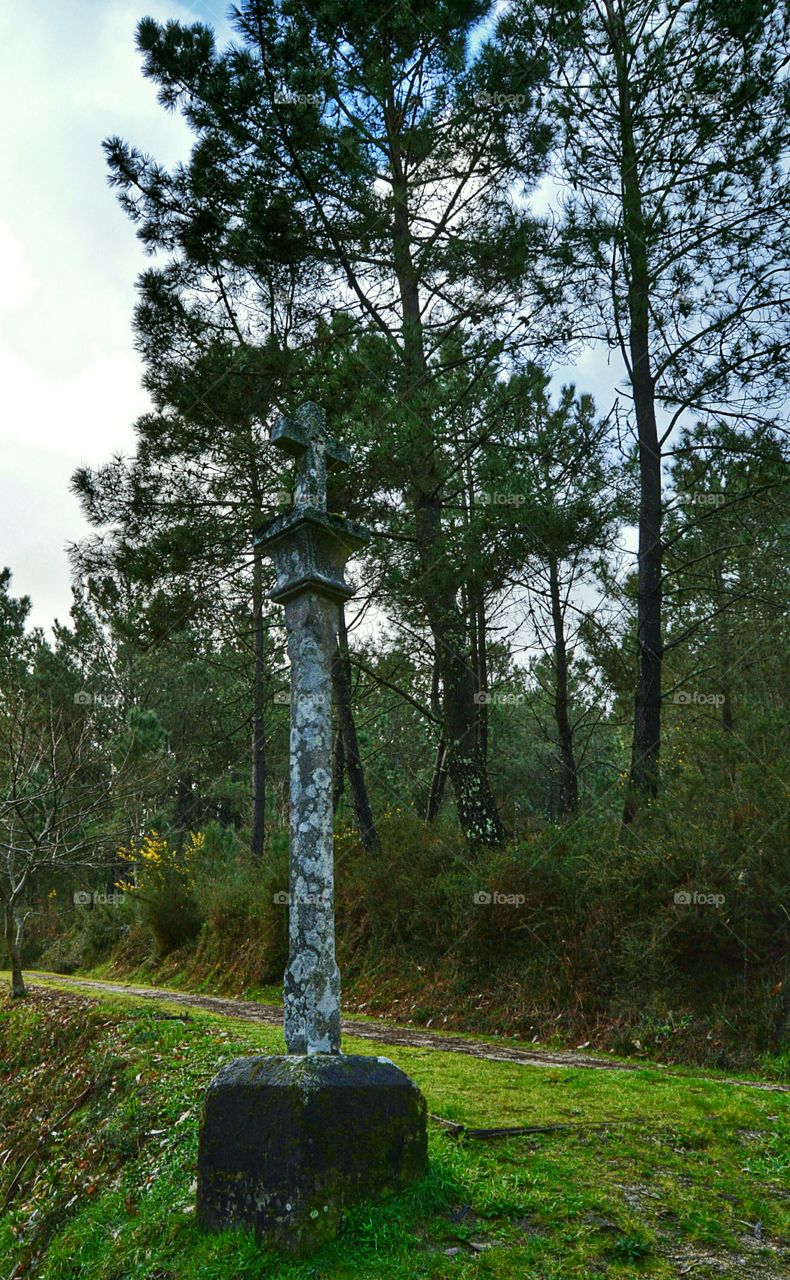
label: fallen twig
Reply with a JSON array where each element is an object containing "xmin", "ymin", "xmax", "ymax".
[{"xmin": 429, "ymin": 1113, "xmax": 644, "ymax": 1141}]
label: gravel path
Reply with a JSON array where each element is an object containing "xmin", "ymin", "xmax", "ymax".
[{"xmin": 29, "ymin": 971, "xmax": 788, "ymax": 1093}]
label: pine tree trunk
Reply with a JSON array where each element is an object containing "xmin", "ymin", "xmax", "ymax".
[
  {"xmin": 475, "ymin": 595, "xmax": 489, "ymax": 760},
  {"xmin": 622, "ymin": 375, "xmax": 663, "ymax": 825},
  {"xmin": 426, "ymin": 738, "xmax": 448, "ymax": 822},
  {"xmin": 425, "ymin": 659, "xmax": 447, "ymax": 823},
  {"xmin": 175, "ymin": 774, "xmax": 196, "ymax": 835},
  {"xmin": 606, "ymin": 2, "xmax": 663, "ymax": 826},
  {"xmin": 331, "ymin": 606, "xmax": 379, "ymax": 854},
  {"xmin": 714, "ymin": 560, "xmax": 734, "ymax": 733},
  {"xmin": 415, "ymin": 495, "xmax": 505, "ymax": 845},
  {"xmin": 333, "ymin": 723, "xmax": 346, "ymax": 809},
  {"xmin": 4, "ymin": 907, "xmax": 26, "ymax": 999},
  {"xmin": 548, "ymin": 554, "xmax": 578, "ymax": 815},
  {"xmin": 389, "ymin": 124, "xmax": 503, "ymax": 846},
  {"xmin": 464, "ymin": 465, "xmax": 489, "ymax": 762}
]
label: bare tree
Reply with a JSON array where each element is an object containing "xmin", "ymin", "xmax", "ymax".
[{"xmin": 0, "ymin": 689, "xmax": 148, "ymax": 998}]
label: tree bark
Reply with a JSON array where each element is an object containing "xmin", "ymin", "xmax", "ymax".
[
  {"xmin": 388, "ymin": 114, "xmax": 503, "ymax": 846},
  {"xmin": 548, "ymin": 554, "xmax": 578, "ymax": 815},
  {"xmin": 331, "ymin": 605, "xmax": 379, "ymax": 854},
  {"xmin": 4, "ymin": 906, "xmax": 26, "ymax": 999},
  {"xmin": 332, "ymin": 722, "xmax": 346, "ymax": 809},
  {"xmin": 175, "ymin": 773, "xmax": 196, "ymax": 835},
  {"xmin": 426, "ymin": 738, "xmax": 448, "ymax": 823},
  {"xmin": 464, "ymin": 463, "xmax": 489, "ymax": 762},
  {"xmin": 475, "ymin": 594, "xmax": 489, "ymax": 760},
  {"xmin": 605, "ymin": 2, "xmax": 664, "ymax": 826},
  {"xmin": 714, "ymin": 559, "xmax": 734, "ymax": 732},
  {"xmin": 425, "ymin": 658, "xmax": 447, "ymax": 822},
  {"xmin": 415, "ymin": 496, "xmax": 505, "ymax": 845}
]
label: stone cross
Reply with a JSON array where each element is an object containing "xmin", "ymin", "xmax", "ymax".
[
  {"xmin": 197, "ymin": 406, "xmax": 428, "ymax": 1253},
  {"xmin": 270, "ymin": 400, "xmax": 349, "ymax": 510},
  {"xmin": 256, "ymin": 402, "xmax": 367, "ymax": 1054}
]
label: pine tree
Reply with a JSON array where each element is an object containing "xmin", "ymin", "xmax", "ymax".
[
  {"xmin": 518, "ymin": 0, "xmax": 790, "ymax": 822},
  {"xmin": 103, "ymin": 2, "xmax": 557, "ymax": 844}
]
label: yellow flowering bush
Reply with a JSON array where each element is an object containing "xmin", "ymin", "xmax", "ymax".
[
  {"xmin": 118, "ymin": 830, "xmax": 203, "ymax": 956},
  {"xmin": 119, "ymin": 830, "xmax": 202, "ymax": 890}
]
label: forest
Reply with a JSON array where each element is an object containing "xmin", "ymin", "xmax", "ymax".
[{"xmin": 1, "ymin": 0, "xmax": 788, "ymax": 1071}]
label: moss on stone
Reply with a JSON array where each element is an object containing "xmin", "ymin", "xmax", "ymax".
[{"xmin": 197, "ymin": 1052, "xmax": 428, "ymax": 1257}]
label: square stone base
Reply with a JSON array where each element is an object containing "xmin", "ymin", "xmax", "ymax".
[{"xmin": 196, "ymin": 1053, "xmax": 428, "ymax": 1255}]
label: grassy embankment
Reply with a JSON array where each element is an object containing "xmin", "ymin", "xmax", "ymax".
[
  {"xmin": 1, "ymin": 979, "xmax": 788, "ymax": 1279},
  {"xmin": 36, "ymin": 784, "xmax": 788, "ymax": 1075}
]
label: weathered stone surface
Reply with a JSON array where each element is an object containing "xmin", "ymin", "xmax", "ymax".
[
  {"xmin": 195, "ymin": 402, "xmax": 429, "ymax": 1254},
  {"xmin": 260, "ymin": 507, "xmax": 369, "ymax": 605},
  {"xmin": 196, "ymin": 1053, "xmax": 428, "ymax": 1255},
  {"xmin": 270, "ymin": 401, "xmax": 349, "ymax": 507},
  {"xmin": 254, "ymin": 404, "xmax": 369, "ymax": 1055},
  {"xmin": 281, "ymin": 590, "xmax": 341, "ymax": 1054}
]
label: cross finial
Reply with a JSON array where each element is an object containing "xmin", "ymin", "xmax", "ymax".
[{"xmin": 271, "ymin": 402, "xmax": 350, "ymax": 511}]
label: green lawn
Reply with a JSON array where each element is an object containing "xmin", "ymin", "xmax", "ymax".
[{"xmin": 1, "ymin": 979, "xmax": 787, "ymax": 1279}]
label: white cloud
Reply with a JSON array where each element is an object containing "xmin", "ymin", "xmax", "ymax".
[
  {"xmin": 0, "ymin": 223, "xmax": 33, "ymax": 310},
  {"xmin": 0, "ymin": 339, "xmax": 150, "ymax": 629},
  {"xmin": 0, "ymin": 0, "xmax": 231, "ymax": 632}
]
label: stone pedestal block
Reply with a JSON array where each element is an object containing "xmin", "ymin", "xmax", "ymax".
[{"xmin": 197, "ymin": 1053, "xmax": 428, "ymax": 1255}]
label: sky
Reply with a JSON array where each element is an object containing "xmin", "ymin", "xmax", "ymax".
[
  {"xmin": 0, "ymin": 1, "xmax": 622, "ymax": 635},
  {"xmin": 0, "ymin": 0, "xmax": 233, "ymax": 633}
]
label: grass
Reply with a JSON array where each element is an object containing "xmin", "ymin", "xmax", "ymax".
[
  {"xmin": 68, "ymin": 917, "xmax": 790, "ymax": 1081},
  {"xmin": 1, "ymin": 978, "xmax": 788, "ymax": 1279},
  {"xmin": 29, "ymin": 966, "xmax": 790, "ymax": 1087},
  {"xmin": 85, "ymin": 954, "xmax": 287, "ymax": 1009}
]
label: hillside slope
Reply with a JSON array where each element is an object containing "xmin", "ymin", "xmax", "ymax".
[{"xmin": 1, "ymin": 985, "xmax": 788, "ymax": 1279}]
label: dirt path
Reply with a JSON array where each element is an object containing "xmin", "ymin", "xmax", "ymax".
[{"xmin": 29, "ymin": 971, "xmax": 788, "ymax": 1093}]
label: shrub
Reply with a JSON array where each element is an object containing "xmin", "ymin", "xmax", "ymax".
[
  {"xmin": 194, "ymin": 850, "xmax": 290, "ymax": 988},
  {"xmin": 28, "ymin": 731, "xmax": 787, "ymax": 1067},
  {"xmin": 119, "ymin": 831, "xmax": 203, "ymax": 957}
]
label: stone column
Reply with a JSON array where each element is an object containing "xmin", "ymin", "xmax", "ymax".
[
  {"xmin": 256, "ymin": 401, "xmax": 368, "ymax": 1053},
  {"xmin": 196, "ymin": 402, "xmax": 428, "ymax": 1255},
  {"xmin": 282, "ymin": 590, "xmax": 341, "ymax": 1053}
]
